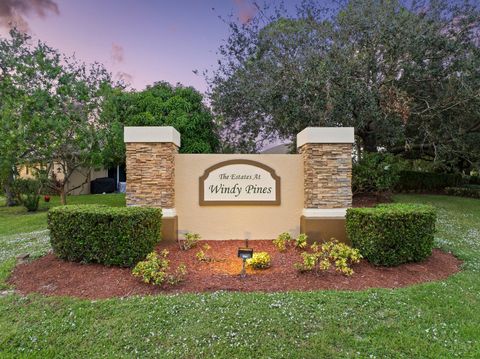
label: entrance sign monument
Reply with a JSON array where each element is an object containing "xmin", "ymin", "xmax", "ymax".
[{"xmin": 124, "ymin": 126, "xmax": 354, "ymax": 243}]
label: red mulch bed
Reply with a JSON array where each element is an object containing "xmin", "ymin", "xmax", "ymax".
[{"xmin": 9, "ymin": 240, "xmax": 461, "ymax": 300}]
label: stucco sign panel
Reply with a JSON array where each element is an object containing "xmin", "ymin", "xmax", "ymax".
[{"xmin": 199, "ymin": 159, "xmax": 281, "ymax": 205}]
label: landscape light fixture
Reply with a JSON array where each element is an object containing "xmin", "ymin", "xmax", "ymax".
[{"xmin": 237, "ymin": 239, "xmax": 253, "ymax": 278}]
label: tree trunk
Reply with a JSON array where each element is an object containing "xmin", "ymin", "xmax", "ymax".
[
  {"xmin": 60, "ymin": 186, "xmax": 67, "ymax": 205},
  {"xmin": 361, "ymin": 131, "xmax": 378, "ymax": 153},
  {"xmin": 3, "ymin": 170, "xmax": 16, "ymax": 207},
  {"xmin": 353, "ymin": 111, "xmax": 377, "ymax": 153}
]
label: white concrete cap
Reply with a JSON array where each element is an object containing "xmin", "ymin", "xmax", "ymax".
[
  {"xmin": 297, "ymin": 127, "xmax": 354, "ymax": 147},
  {"xmin": 302, "ymin": 208, "xmax": 347, "ymax": 218},
  {"xmin": 124, "ymin": 126, "xmax": 181, "ymax": 147},
  {"xmin": 162, "ymin": 208, "xmax": 177, "ymax": 218}
]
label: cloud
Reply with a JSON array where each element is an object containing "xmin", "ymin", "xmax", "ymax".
[
  {"xmin": 0, "ymin": 0, "xmax": 59, "ymax": 32},
  {"xmin": 111, "ymin": 43, "xmax": 124, "ymax": 64},
  {"xmin": 233, "ymin": 0, "xmax": 257, "ymax": 24},
  {"xmin": 111, "ymin": 45, "xmax": 131, "ymax": 86}
]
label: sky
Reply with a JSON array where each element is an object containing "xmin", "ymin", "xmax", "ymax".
[{"xmin": 0, "ymin": 0, "xmax": 302, "ymax": 93}]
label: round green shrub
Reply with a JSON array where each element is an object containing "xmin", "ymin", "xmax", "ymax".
[
  {"xmin": 346, "ymin": 204, "xmax": 436, "ymax": 266},
  {"xmin": 48, "ymin": 205, "xmax": 162, "ymax": 267},
  {"xmin": 246, "ymin": 252, "xmax": 271, "ymax": 269}
]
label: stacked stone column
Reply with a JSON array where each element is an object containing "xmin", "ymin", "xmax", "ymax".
[
  {"xmin": 124, "ymin": 126, "xmax": 180, "ymax": 241},
  {"xmin": 297, "ymin": 127, "xmax": 354, "ymax": 243}
]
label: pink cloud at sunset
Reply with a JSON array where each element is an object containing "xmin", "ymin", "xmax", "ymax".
[
  {"xmin": 0, "ymin": 0, "xmax": 59, "ymax": 32},
  {"xmin": 111, "ymin": 43, "xmax": 125, "ymax": 65},
  {"xmin": 234, "ymin": 0, "xmax": 257, "ymax": 24},
  {"xmin": 0, "ymin": 0, "xmax": 302, "ymax": 93}
]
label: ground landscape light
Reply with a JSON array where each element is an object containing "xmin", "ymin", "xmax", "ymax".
[{"xmin": 237, "ymin": 246, "xmax": 254, "ymax": 278}]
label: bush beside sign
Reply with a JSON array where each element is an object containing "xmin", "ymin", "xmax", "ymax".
[
  {"xmin": 48, "ymin": 205, "xmax": 162, "ymax": 267},
  {"xmin": 346, "ymin": 204, "xmax": 436, "ymax": 266}
]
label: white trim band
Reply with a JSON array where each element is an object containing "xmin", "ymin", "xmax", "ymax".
[
  {"xmin": 302, "ymin": 208, "xmax": 347, "ymax": 218},
  {"xmin": 162, "ymin": 208, "xmax": 177, "ymax": 218},
  {"xmin": 297, "ymin": 127, "xmax": 354, "ymax": 147},
  {"xmin": 124, "ymin": 126, "xmax": 181, "ymax": 147}
]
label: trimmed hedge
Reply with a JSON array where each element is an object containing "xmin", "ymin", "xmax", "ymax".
[
  {"xmin": 468, "ymin": 176, "xmax": 480, "ymax": 185},
  {"xmin": 396, "ymin": 171, "xmax": 462, "ymax": 191},
  {"xmin": 346, "ymin": 204, "xmax": 436, "ymax": 266},
  {"xmin": 48, "ymin": 205, "xmax": 162, "ymax": 267},
  {"xmin": 445, "ymin": 186, "xmax": 480, "ymax": 199}
]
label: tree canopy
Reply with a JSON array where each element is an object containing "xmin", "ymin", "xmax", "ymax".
[
  {"xmin": 209, "ymin": 0, "xmax": 480, "ymax": 172},
  {"xmin": 101, "ymin": 82, "xmax": 220, "ymax": 167},
  {"xmin": 0, "ymin": 29, "xmax": 118, "ymax": 204},
  {"xmin": 1, "ymin": 29, "xmax": 219, "ymax": 205}
]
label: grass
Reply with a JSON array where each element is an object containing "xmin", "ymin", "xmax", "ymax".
[
  {"xmin": 0, "ymin": 258, "xmax": 15, "ymax": 290},
  {"xmin": 0, "ymin": 193, "xmax": 125, "ymax": 236},
  {"xmin": 0, "ymin": 194, "xmax": 479, "ymax": 358}
]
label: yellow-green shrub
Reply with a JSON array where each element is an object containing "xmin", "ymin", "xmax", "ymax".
[
  {"xmin": 274, "ymin": 232, "xmax": 308, "ymax": 251},
  {"xmin": 294, "ymin": 240, "xmax": 362, "ymax": 276},
  {"xmin": 295, "ymin": 233, "xmax": 308, "ymax": 249},
  {"xmin": 273, "ymin": 232, "xmax": 291, "ymax": 252},
  {"xmin": 132, "ymin": 250, "xmax": 187, "ymax": 286},
  {"xmin": 181, "ymin": 232, "xmax": 200, "ymax": 250},
  {"xmin": 246, "ymin": 252, "xmax": 271, "ymax": 269},
  {"xmin": 195, "ymin": 244, "xmax": 212, "ymax": 262}
]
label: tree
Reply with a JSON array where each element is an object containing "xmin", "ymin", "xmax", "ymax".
[
  {"xmin": 0, "ymin": 29, "xmax": 118, "ymax": 205},
  {"xmin": 42, "ymin": 58, "xmax": 117, "ymax": 204},
  {"xmin": 101, "ymin": 82, "xmax": 220, "ymax": 167},
  {"xmin": 0, "ymin": 29, "xmax": 61, "ymax": 205},
  {"xmin": 209, "ymin": 0, "xmax": 480, "ymax": 171}
]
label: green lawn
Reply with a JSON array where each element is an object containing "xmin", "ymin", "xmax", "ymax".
[
  {"xmin": 0, "ymin": 194, "xmax": 479, "ymax": 358},
  {"xmin": 0, "ymin": 194, "xmax": 125, "ymax": 237}
]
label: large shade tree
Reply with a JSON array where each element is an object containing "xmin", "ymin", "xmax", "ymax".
[
  {"xmin": 101, "ymin": 82, "xmax": 220, "ymax": 167},
  {"xmin": 0, "ymin": 29, "xmax": 118, "ymax": 205},
  {"xmin": 209, "ymin": 0, "xmax": 480, "ymax": 171},
  {"xmin": 0, "ymin": 29, "xmax": 62, "ymax": 205}
]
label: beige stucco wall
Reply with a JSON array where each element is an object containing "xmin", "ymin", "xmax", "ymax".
[
  {"xmin": 18, "ymin": 164, "xmax": 107, "ymax": 195},
  {"xmin": 66, "ymin": 167, "xmax": 108, "ymax": 195},
  {"xmin": 18, "ymin": 165, "xmax": 35, "ymax": 179},
  {"xmin": 175, "ymin": 154, "xmax": 303, "ymax": 240}
]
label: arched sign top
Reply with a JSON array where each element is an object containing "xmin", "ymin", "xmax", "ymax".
[{"xmin": 199, "ymin": 159, "xmax": 281, "ymax": 206}]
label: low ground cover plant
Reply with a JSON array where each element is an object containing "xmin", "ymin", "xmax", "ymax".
[
  {"xmin": 180, "ymin": 232, "xmax": 200, "ymax": 250},
  {"xmin": 132, "ymin": 250, "xmax": 187, "ymax": 286},
  {"xmin": 295, "ymin": 233, "xmax": 308, "ymax": 249},
  {"xmin": 273, "ymin": 232, "xmax": 308, "ymax": 251},
  {"xmin": 195, "ymin": 244, "xmax": 213, "ymax": 262},
  {"xmin": 273, "ymin": 232, "xmax": 292, "ymax": 251},
  {"xmin": 246, "ymin": 252, "xmax": 271, "ymax": 269},
  {"xmin": 346, "ymin": 203, "xmax": 436, "ymax": 266},
  {"xmin": 48, "ymin": 205, "xmax": 161, "ymax": 267},
  {"xmin": 294, "ymin": 240, "xmax": 362, "ymax": 276}
]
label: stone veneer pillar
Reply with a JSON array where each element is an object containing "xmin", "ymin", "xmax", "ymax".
[
  {"xmin": 297, "ymin": 127, "xmax": 354, "ymax": 243},
  {"xmin": 124, "ymin": 126, "xmax": 180, "ymax": 241}
]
